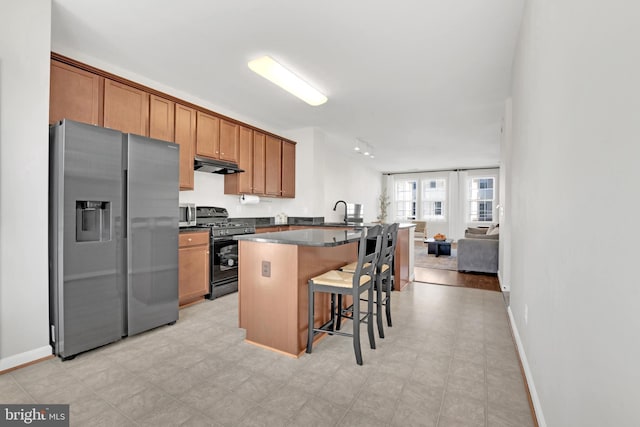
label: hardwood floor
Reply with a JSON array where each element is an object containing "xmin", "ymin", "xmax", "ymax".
[{"xmin": 414, "ymin": 266, "xmax": 501, "ymax": 291}]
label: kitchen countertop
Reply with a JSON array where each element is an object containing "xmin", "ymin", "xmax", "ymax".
[
  {"xmin": 253, "ymin": 222, "xmax": 416, "ymax": 229},
  {"xmin": 179, "ymin": 226, "xmax": 209, "ymax": 233},
  {"xmin": 235, "ymin": 228, "xmax": 362, "ymax": 247}
]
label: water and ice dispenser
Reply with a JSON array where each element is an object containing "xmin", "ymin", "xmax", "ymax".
[{"xmin": 76, "ymin": 201, "xmax": 111, "ymax": 242}]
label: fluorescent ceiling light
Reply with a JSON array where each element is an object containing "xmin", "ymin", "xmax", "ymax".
[{"xmin": 248, "ymin": 56, "xmax": 327, "ymax": 106}]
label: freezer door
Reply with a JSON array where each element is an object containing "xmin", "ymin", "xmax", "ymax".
[
  {"xmin": 50, "ymin": 120, "xmax": 125, "ymax": 358},
  {"xmin": 126, "ymin": 134, "xmax": 179, "ymax": 336}
]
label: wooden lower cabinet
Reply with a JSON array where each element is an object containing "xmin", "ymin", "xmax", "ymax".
[{"xmin": 179, "ymin": 231, "xmax": 210, "ymax": 306}]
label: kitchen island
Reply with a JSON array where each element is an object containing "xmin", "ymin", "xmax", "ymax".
[{"xmin": 235, "ymin": 229, "xmax": 361, "ymax": 356}]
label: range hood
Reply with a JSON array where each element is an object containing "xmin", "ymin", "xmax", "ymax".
[{"xmin": 194, "ymin": 156, "xmax": 244, "ymax": 174}]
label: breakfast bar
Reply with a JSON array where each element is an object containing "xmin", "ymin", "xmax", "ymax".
[{"xmin": 235, "ymin": 228, "xmax": 361, "ymax": 356}]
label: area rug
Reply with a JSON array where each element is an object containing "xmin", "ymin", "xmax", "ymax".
[{"xmin": 414, "ymin": 240, "xmax": 457, "ymax": 271}]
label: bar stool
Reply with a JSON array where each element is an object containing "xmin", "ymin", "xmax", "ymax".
[
  {"xmin": 340, "ymin": 223, "xmax": 399, "ymax": 338},
  {"xmin": 306, "ymin": 225, "xmax": 383, "ymax": 365}
]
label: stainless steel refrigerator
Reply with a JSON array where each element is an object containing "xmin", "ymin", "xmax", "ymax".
[{"xmin": 49, "ymin": 119, "xmax": 179, "ymax": 359}]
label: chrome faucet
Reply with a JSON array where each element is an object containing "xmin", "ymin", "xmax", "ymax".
[{"xmin": 333, "ymin": 200, "xmax": 348, "ymax": 223}]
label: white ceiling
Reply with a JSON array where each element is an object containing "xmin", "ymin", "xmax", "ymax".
[{"xmin": 51, "ymin": 0, "xmax": 524, "ymax": 173}]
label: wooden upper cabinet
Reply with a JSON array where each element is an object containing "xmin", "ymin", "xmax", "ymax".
[
  {"xmin": 281, "ymin": 141, "xmax": 296, "ymax": 198},
  {"xmin": 149, "ymin": 95, "xmax": 175, "ymax": 142},
  {"xmin": 224, "ymin": 126, "xmax": 252, "ymax": 195},
  {"xmin": 219, "ymin": 119, "xmax": 239, "ymax": 163},
  {"xmin": 195, "ymin": 111, "xmax": 220, "ymax": 158},
  {"xmin": 50, "ymin": 60, "xmax": 103, "ymax": 126},
  {"xmin": 253, "ymin": 131, "xmax": 266, "ymax": 195},
  {"xmin": 265, "ymin": 135, "xmax": 282, "ymax": 196},
  {"xmin": 103, "ymin": 79, "xmax": 149, "ymax": 136},
  {"xmin": 175, "ymin": 104, "xmax": 196, "ymax": 190},
  {"xmin": 237, "ymin": 126, "xmax": 254, "ymax": 193}
]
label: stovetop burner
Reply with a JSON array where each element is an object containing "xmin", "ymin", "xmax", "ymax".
[{"xmin": 194, "ymin": 206, "xmax": 255, "ymax": 236}]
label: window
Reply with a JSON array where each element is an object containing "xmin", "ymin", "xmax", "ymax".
[
  {"xmin": 469, "ymin": 177, "xmax": 494, "ymax": 222},
  {"xmin": 395, "ymin": 180, "xmax": 417, "ymax": 219},
  {"xmin": 421, "ymin": 178, "xmax": 446, "ymax": 221}
]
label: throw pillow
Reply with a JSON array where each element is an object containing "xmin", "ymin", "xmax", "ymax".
[{"xmin": 488, "ymin": 227, "xmax": 500, "ymax": 236}]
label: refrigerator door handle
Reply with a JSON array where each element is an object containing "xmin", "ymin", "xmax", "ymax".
[{"xmin": 123, "ymin": 169, "xmax": 128, "ymax": 239}]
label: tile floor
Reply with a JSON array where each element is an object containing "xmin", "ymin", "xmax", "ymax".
[{"xmin": 0, "ymin": 283, "xmax": 534, "ymax": 427}]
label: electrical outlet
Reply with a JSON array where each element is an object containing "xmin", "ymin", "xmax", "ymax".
[
  {"xmin": 524, "ymin": 304, "xmax": 528, "ymax": 325},
  {"xmin": 261, "ymin": 261, "xmax": 271, "ymax": 278}
]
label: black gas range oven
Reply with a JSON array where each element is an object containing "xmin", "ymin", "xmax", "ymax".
[{"xmin": 195, "ymin": 206, "xmax": 256, "ymax": 299}]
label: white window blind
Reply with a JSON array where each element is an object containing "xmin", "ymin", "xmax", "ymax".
[
  {"xmin": 395, "ymin": 180, "xmax": 417, "ymax": 220},
  {"xmin": 421, "ymin": 178, "xmax": 446, "ymax": 221},
  {"xmin": 469, "ymin": 177, "xmax": 494, "ymax": 222}
]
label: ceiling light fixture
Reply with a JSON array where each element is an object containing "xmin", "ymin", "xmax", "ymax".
[
  {"xmin": 248, "ymin": 56, "xmax": 327, "ymax": 106},
  {"xmin": 354, "ymin": 138, "xmax": 375, "ymax": 159}
]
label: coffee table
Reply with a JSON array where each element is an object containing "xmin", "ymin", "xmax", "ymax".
[{"xmin": 424, "ymin": 238, "xmax": 453, "ymax": 257}]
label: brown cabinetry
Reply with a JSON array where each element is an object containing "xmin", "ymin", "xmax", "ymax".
[
  {"xmin": 219, "ymin": 119, "xmax": 239, "ymax": 163},
  {"xmin": 225, "ymin": 126, "xmax": 253, "ymax": 194},
  {"xmin": 195, "ymin": 111, "xmax": 220, "ymax": 158},
  {"xmin": 265, "ymin": 135, "xmax": 282, "ymax": 196},
  {"xmin": 149, "ymin": 95, "xmax": 175, "ymax": 142},
  {"xmin": 103, "ymin": 79, "xmax": 149, "ymax": 136},
  {"xmin": 175, "ymin": 104, "xmax": 196, "ymax": 190},
  {"xmin": 179, "ymin": 231, "xmax": 210, "ymax": 306},
  {"xmin": 281, "ymin": 141, "xmax": 296, "ymax": 198},
  {"xmin": 49, "ymin": 54, "xmax": 296, "ymax": 196},
  {"xmin": 49, "ymin": 60, "xmax": 103, "ymax": 126},
  {"xmin": 253, "ymin": 131, "xmax": 266, "ymax": 194}
]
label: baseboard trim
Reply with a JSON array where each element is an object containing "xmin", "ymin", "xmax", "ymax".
[
  {"xmin": 497, "ymin": 269, "xmax": 510, "ymax": 292},
  {"xmin": 0, "ymin": 346, "xmax": 52, "ymax": 373},
  {"xmin": 507, "ymin": 306, "xmax": 547, "ymax": 427}
]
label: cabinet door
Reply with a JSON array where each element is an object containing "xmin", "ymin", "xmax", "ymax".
[
  {"xmin": 50, "ymin": 60, "xmax": 103, "ymax": 126},
  {"xmin": 149, "ymin": 95, "xmax": 175, "ymax": 142},
  {"xmin": 178, "ymin": 243, "xmax": 210, "ymax": 306},
  {"xmin": 253, "ymin": 131, "xmax": 266, "ymax": 195},
  {"xmin": 103, "ymin": 79, "xmax": 149, "ymax": 136},
  {"xmin": 265, "ymin": 135, "xmax": 282, "ymax": 196},
  {"xmin": 236, "ymin": 126, "xmax": 253, "ymax": 193},
  {"xmin": 281, "ymin": 141, "xmax": 296, "ymax": 198},
  {"xmin": 175, "ymin": 104, "xmax": 196, "ymax": 190},
  {"xmin": 223, "ymin": 125, "xmax": 252, "ymax": 195},
  {"xmin": 219, "ymin": 119, "xmax": 239, "ymax": 163},
  {"xmin": 196, "ymin": 111, "xmax": 220, "ymax": 158}
]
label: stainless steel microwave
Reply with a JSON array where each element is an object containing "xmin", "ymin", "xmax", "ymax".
[{"xmin": 179, "ymin": 203, "xmax": 196, "ymax": 227}]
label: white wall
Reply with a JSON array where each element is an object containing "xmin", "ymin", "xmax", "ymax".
[
  {"xmin": 0, "ymin": 0, "xmax": 52, "ymax": 370},
  {"xmin": 508, "ymin": 1, "xmax": 640, "ymax": 426}
]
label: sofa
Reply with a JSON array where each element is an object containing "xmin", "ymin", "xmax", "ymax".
[{"xmin": 457, "ymin": 225, "xmax": 499, "ymax": 274}]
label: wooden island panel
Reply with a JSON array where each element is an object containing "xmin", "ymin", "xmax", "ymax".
[
  {"xmin": 238, "ymin": 240, "xmax": 357, "ymax": 356},
  {"xmin": 394, "ymin": 226, "xmax": 411, "ymax": 291}
]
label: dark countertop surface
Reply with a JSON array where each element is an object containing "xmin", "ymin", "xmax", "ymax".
[
  {"xmin": 179, "ymin": 226, "xmax": 209, "ymax": 233},
  {"xmin": 235, "ymin": 228, "xmax": 363, "ymax": 247},
  {"xmin": 253, "ymin": 222, "xmax": 416, "ymax": 229}
]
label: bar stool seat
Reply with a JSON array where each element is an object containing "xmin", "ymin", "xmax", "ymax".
[{"xmin": 310, "ymin": 270, "xmax": 372, "ymax": 287}]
